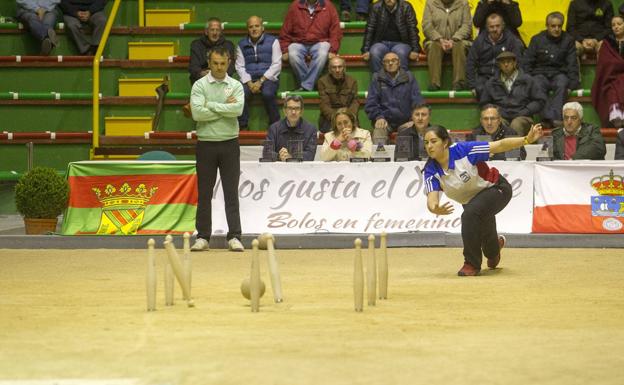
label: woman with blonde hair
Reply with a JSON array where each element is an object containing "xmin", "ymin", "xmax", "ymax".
[{"xmin": 320, "ymin": 108, "xmax": 372, "ymax": 161}]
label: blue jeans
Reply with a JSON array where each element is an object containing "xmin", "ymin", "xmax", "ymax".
[
  {"xmin": 288, "ymin": 42, "xmax": 331, "ymax": 91},
  {"xmin": 340, "ymin": 0, "xmax": 370, "ymax": 14},
  {"xmin": 369, "ymin": 41, "xmax": 411, "ymax": 73},
  {"xmin": 239, "ymin": 79, "xmax": 280, "ymax": 128},
  {"xmin": 16, "ymin": 9, "xmax": 57, "ymax": 42}
]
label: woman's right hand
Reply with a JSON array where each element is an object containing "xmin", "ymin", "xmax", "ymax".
[{"xmin": 430, "ymin": 202, "xmax": 454, "ymax": 215}]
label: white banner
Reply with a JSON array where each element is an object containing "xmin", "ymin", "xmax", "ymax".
[{"xmin": 210, "ymin": 161, "xmax": 534, "ymax": 235}]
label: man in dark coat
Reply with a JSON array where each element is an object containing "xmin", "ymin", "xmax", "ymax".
[
  {"xmin": 361, "ymin": 0, "xmax": 421, "ymax": 72},
  {"xmin": 566, "ymin": 0, "xmax": 614, "ymax": 58},
  {"xmin": 523, "ymin": 12, "xmax": 580, "ymax": 127},
  {"xmin": 473, "ymin": 0, "xmax": 523, "ymax": 41},
  {"xmin": 470, "ymin": 104, "xmax": 526, "ymax": 160},
  {"xmin": 60, "ymin": 0, "xmax": 107, "ymax": 55},
  {"xmin": 365, "ymin": 52, "xmax": 424, "ymax": 143},
  {"xmin": 466, "ymin": 13, "xmax": 524, "ymax": 97},
  {"xmin": 189, "ymin": 17, "xmax": 236, "ymax": 84},
  {"xmin": 552, "ymin": 102, "xmax": 606, "ymax": 160},
  {"xmin": 479, "ymin": 51, "xmax": 546, "ymax": 135}
]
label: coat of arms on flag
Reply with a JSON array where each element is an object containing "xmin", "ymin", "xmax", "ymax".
[
  {"xmin": 590, "ymin": 169, "xmax": 624, "ymax": 232},
  {"xmin": 92, "ymin": 182, "xmax": 158, "ymax": 235}
]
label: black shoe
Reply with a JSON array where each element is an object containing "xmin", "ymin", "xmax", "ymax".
[
  {"xmin": 427, "ymin": 84, "xmax": 441, "ymax": 92},
  {"xmin": 452, "ymin": 81, "xmax": 466, "ymax": 91},
  {"xmin": 609, "ymin": 118, "xmax": 624, "ymax": 128},
  {"xmin": 40, "ymin": 38, "xmax": 53, "ymax": 56}
]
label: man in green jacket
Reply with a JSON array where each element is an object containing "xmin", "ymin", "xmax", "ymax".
[
  {"xmin": 189, "ymin": 47, "xmax": 245, "ymax": 252},
  {"xmin": 552, "ymin": 102, "xmax": 606, "ymax": 160}
]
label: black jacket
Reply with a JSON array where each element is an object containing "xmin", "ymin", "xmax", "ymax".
[
  {"xmin": 188, "ymin": 35, "xmax": 236, "ymax": 84},
  {"xmin": 469, "ymin": 123, "xmax": 526, "ymax": 160},
  {"xmin": 552, "ymin": 123, "xmax": 607, "ymax": 160},
  {"xmin": 466, "ymin": 29, "xmax": 524, "ymax": 91},
  {"xmin": 60, "ymin": 0, "xmax": 106, "ymax": 15},
  {"xmin": 473, "ymin": 0, "xmax": 522, "ymax": 39},
  {"xmin": 566, "ymin": 0, "xmax": 614, "ymax": 42},
  {"xmin": 479, "ymin": 70, "xmax": 546, "ymax": 120},
  {"xmin": 522, "ymin": 30, "xmax": 580, "ymax": 89},
  {"xmin": 362, "ymin": 0, "xmax": 421, "ymax": 53},
  {"xmin": 614, "ymin": 129, "xmax": 624, "ymax": 160}
]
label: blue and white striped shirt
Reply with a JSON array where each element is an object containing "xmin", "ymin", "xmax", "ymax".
[{"xmin": 423, "ymin": 142, "xmax": 500, "ymax": 204}]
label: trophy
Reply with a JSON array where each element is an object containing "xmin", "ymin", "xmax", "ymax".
[
  {"xmin": 286, "ymin": 139, "xmax": 304, "ymax": 162},
  {"xmin": 371, "ymin": 139, "xmax": 391, "ymax": 162},
  {"xmin": 394, "ymin": 135, "xmax": 412, "ymax": 162},
  {"xmin": 535, "ymin": 136, "xmax": 553, "ymax": 161},
  {"xmin": 259, "ymin": 139, "xmax": 276, "ymax": 162}
]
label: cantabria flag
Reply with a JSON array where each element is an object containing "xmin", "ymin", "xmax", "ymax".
[
  {"xmin": 533, "ymin": 163, "xmax": 624, "ymax": 233},
  {"xmin": 62, "ymin": 161, "xmax": 197, "ymax": 235}
]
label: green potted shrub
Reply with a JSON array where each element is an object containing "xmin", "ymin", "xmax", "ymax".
[{"xmin": 15, "ymin": 167, "xmax": 69, "ymax": 234}]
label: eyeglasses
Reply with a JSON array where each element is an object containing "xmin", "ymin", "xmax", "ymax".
[
  {"xmin": 383, "ymin": 59, "xmax": 399, "ymax": 64},
  {"xmin": 285, "ymin": 106, "xmax": 301, "ymax": 112}
]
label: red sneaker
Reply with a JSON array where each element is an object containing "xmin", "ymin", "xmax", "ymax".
[
  {"xmin": 488, "ymin": 235, "xmax": 506, "ymax": 269},
  {"xmin": 457, "ymin": 262, "xmax": 480, "ymax": 276}
]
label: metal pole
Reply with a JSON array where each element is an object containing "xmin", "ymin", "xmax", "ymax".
[{"xmin": 26, "ymin": 142, "xmax": 34, "ymax": 171}]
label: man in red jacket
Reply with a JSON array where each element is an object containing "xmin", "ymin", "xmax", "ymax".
[{"xmin": 279, "ymin": 0, "xmax": 343, "ymax": 91}]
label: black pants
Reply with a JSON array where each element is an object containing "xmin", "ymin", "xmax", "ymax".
[
  {"xmin": 195, "ymin": 139, "xmax": 241, "ymax": 241},
  {"xmin": 461, "ymin": 177, "xmax": 512, "ymax": 269},
  {"xmin": 533, "ymin": 73, "xmax": 569, "ymax": 121}
]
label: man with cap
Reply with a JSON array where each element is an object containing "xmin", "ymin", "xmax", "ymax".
[{"xmin": 479, "ymin": 50, "xmax": 546, "ymax": 135}]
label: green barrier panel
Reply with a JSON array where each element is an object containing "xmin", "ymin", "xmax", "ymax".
[
  {"xmin": 0, "ymin": 171, "xmax": 21, "ymax": 182},
  {"xmin": 0, "ymin": 22, "xmax": 19, "ymax": 30},
  {"xmin": 181, "ymin": 21, "xmax": 366, "ymax": 30}
]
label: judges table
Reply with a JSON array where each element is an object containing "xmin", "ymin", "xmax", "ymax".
[{"xmin": 61, "ymin": 161, "xmax": 624, "ymax": 235}]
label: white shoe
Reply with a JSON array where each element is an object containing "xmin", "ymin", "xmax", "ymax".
[
  {"xmin": 190, "ymin": 238, "xmax": 209, "ymax": 251},
  {"xmin": 228, "ymin": 238, "xmax": 244, "ymax": 252}
]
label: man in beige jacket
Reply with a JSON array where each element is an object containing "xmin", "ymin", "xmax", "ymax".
[{"xmin": 422, "ymin": 0, "xmax": 472, "ymax": 91}]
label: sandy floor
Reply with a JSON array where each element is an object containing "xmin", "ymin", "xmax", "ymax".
[{"xmin": 0, "ymin": 246, "xmax": 623, "ymax": 385}]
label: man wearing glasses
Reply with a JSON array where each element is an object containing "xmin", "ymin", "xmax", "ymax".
[
  {"xmin": 265, "ymin": 95, "xmax": 318, "ymax": 161},
  {"xmin": 365, "ymin": 52, "xmax": 424, "ymax": 143},
  {"xmin": 470, "ymin": 104, "xmax": 526, "ymax": 160}
]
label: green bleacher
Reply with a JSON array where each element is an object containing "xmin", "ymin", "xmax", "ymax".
[{"xmin": 0, "ymin": 0, "xmax": 621, "ymax": 183}]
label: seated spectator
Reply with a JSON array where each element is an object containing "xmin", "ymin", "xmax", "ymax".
[
  {"xmin": 16, "ymin": 0, "xmax": 60, "ymax": 56},
  {"xmin": 552, "ymin": 102, "xmax": 606, "ymax": 160},
  {"xmin": 567, "ymin": 0, "xmax": 614, "ymax": 59},
  {"xmin": 320, "ymin": 109, "xmax": 372, "ymax": 161},
  {"xmin": 473, "ymin": 0, "xmax": 523, "ymax": 41},
  {"xmin": 393, "ymin": 103, "xmax": 433, "ymax": 160},
  {"xmin": 235, "ymin": 16, "xmax": 281, "ymax": 130},
  {"xmin": 523, "ymin": 12, "xmax": 579, "ymax": 128},
  {"xmin": 317, "ymin": 56, "xmax": 359, "ymax": 133},
  {"xmin": 615, "ymin": 128, "xmax": 624, "ymax": 160},
  {"xmin": 266, "ymin": 95, "xmax": 317, "ymax": 161},
  {"xmin": 189, "ymin": 17, "xmax": 236, "ymax": 85},
  {"xmin": 60, "ymin": 0, "xmax": 107, "ymax": 55},
  {"xmin": 466, "ymin": 13, "xmax": 524, "ymax": 97},
  {"xmin": 479, "ymin": 51, "xmax": 546, "ymax": 135},
  {"xmin": 422, "ymin": 0, "xmax": 472, "ymax": 91},
  {"xmin": 365, "ymin": 52, "xmax": 424, "ymax": 143},
  {"xmin": 591, "ymin": 14, "xmax": 624, "ymax": 128},
  {"xmin": 279, "ymin": 0, "xmax": 342, "ymax": 91},
  {"xmin": 339, "ymin": 0, "xmax": 370, "ymax": 21},
  {"xmin": 470, "ymin": 104, "xmax": 526, "ymax": 160},
  {"xmin": 361, "ymin": 0, "xmax": 421, "ymax": 73}
]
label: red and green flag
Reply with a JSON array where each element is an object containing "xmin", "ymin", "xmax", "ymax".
[{"xmin": 62, "ymin": 161, "xmax": 197, "ymax": 235}]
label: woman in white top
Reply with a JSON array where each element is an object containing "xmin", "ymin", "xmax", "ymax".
[
  {"xmin": 423, "ymin": 123, "xmax": 543, "ymax": 276},
  {"xmin": 320, "ymin": 108, "xmax": 372, "ymax": 161}
]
